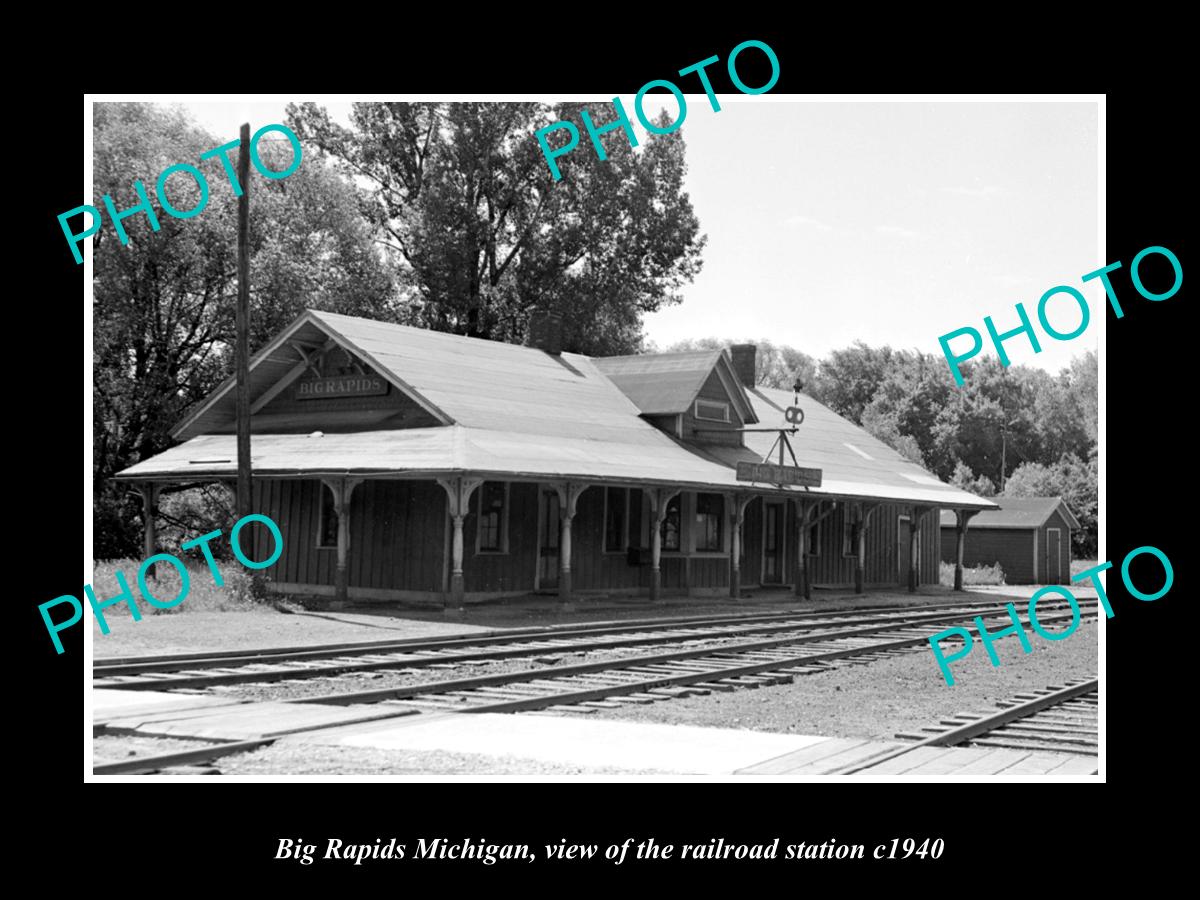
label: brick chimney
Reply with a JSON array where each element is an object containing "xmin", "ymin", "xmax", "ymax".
[
  {"xmin": 526, "ymin": 308, "xmax": 563, "ymax": 355},
  {"xmin": 729, "ymin": 343, "xmax": 757, "ymax": 387}
]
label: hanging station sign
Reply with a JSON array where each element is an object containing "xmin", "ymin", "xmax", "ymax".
[{"xmin": 736, "ymin": 461, "xmax": 823, "ymax": 488}]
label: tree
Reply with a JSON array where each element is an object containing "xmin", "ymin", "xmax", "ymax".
[
  {"xmin": 1068, "ymin": 350, "xmax": 1098, "ymax": 446},
  {"xmin": 812, "ymin": 342, "xmax": 896, "ymax": 422},
  {"xmin": 93, "ymin": 102, "xmax": 397, "ymax": 557},
  {"xmin": 665, "ymin": 338, "xmax": 817, "ymax": 389},
  {"xmin": 1004, "ymin": 453, "xmax": 1098, "ymax": 557},
  {"xmin": 287, "ymin": 102, "xmax": 706, "ymax": 356},
  {"xmin": 949, "ymin": 461, "xmax": 997, "ymax": 498}
]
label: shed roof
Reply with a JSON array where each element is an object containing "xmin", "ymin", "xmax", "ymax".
[{"xmin": 939, "ymin": 497, "xmax": 1081, "ymax": 530}]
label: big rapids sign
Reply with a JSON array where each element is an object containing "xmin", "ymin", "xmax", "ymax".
[{"xmin": 296, "ymin": 375, "xmax": 388, "ymax": 400}]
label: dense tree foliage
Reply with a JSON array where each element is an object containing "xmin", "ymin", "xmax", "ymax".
[
  {"xmin": 93, "ymin": 103, "xmax": 397, "ymax": 557},
  {"xmin": 287, "ymin": 102, "xmax": 706, "ymax": 355}
]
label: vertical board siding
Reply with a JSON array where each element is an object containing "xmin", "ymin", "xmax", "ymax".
[
  {"xmin": 253, "ymin": 478, "xmax": 447, "ymax": 592},
  {"xmin": 252, "ymin": 479, "xmax": 953, "ymax": 598},
  {"xmin": 463, "ymin": 481, "xmax": 537, "ymax": 593}
]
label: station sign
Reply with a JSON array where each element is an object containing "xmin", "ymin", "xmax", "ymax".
[
  {"xmin": 736, "ymin": 461, "xmax": 823, "ymax": 488},
  {"xmin": 296, "ymin": 375, "xmax": 388, "ymax": 400}
]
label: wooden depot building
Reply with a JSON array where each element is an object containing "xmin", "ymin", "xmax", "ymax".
[
  {"xmin": 117, "ymin": 310, "xmax": 999, "ymax": 612},
  {"xmin": 938, "ymin": 497, "xmax": 1079, "ymax": 585}
]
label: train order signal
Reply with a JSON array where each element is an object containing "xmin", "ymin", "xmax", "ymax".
[{"xmin": 784, "ymin": 406, "xmax": 805, "ymax": 426}]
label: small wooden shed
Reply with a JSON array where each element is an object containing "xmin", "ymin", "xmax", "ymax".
[{"xmin": 939, "ymin": 497, "xmax": 1080, "ymax": 585}]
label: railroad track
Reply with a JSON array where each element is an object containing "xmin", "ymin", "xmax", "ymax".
[
  {"xmin": 94, "ymin": 604, "xmax": 1096, "ymax": 775},
  {"xmin": 94, "ymin": 598, "xmax": 1086, "ymax": 694},
  {"xmin": 830, "ymin": 678, "xmax": 1099, "ymax": 775}
]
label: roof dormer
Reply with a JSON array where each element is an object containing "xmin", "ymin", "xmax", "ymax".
[{"xmin": 592, "ymin": 347, "xmax": 759, "ymax": 447}]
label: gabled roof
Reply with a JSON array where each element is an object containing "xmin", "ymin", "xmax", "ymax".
[
  {"xmin": 174, "ymin": 310, "xmax": 649, "ymax": 443},
  {"xmin": 939, "ymin": 497, "xmax": 1081, "ymax": 530},
  {"xmin": 592, "ymin": 350, "xmax": 758, "ymax": 424},
  {"xmin": 121, "ymin": 310, "xmax": 997, "ymax": 511}
]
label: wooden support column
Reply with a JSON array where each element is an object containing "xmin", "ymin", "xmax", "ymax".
[
  {"xmin": 728, "ymin": 493, "xmax": 752, "ymax": 599},
  {"xmin": 793, "ymin": 498, "xmax": 809, "ymax": 598},
  {"xmin": 436, "ymin": 477, "xmax": 482, "ymax": 617},
  {"xmin": 908, "ymin": 506, "xmax": 931, "ymax": 593},
  {"xmin": 645, "ymin": 487, "xmax": 680, "ymax": 602},
  {"xmin": 139, "ymin": 483, "xmax": 160, "ymax": 580},
  {"xmin": 554, "ymin": 482, "xmax": 587, "ymax": 611},
  {"xmin": 855, "ymin": 502, "xmax": 866, "ymax": 594},
  {"xmin": 853, "ymin": 503, "xmax": 880, "ymax": 595},
  {"xmin": 322, "ymin": 478, "xmax": 362, "ymax": 608},
  {"xmin": 954, "ymin": 510, "xmax": 979, "ymax": 591}
]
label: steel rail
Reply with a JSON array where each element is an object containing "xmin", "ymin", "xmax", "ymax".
[
  {"xmin": 289, "ymin": 609, "xmax": 1092, "ymax": 710},
  {"xmin": 828, "ymin": 678, "xmax": 1100, "ymax": 775},
  {"xmin": 94, "ymin": 596, "xmax": 1039, "ymax": 675},
  {"xmin": 95, "ymin": 600, "xmax": 1081, "ymax": 691},
  {"xmin": 93, "ymin": 738, "xmax": 276, "ymax": 776},
  {"xmin": 94, "ymin": 612, "xmax": 1092, "ymax": 775}
]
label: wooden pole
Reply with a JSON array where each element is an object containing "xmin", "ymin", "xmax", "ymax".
[
  {"xmin": 954, "ymin": 510, "xmax": 977, "ymax": 591},
  {"xmin": 793, "ymin": 499, "xmax": 807, "ymax": 598},
  {"xmin": 855, "ymin": 502, "xmax": 866, "ymax": 594},
  {"xmin": 908, "ymin": 507, "xmax": 919, "ymax": 593},
  {"xmin": 140, "ymin": 483, "xmax": 159, "ymax": 580},
  {"xmin": 235, "ymin": 123, "xmax": 252, "ymax": 520},
  {"xmin": 649, "ymin": 498, "xmax": 664, "ymax": 602},
  {"xmin": 437, "ymin": 477, "xmax": 481, "ymax": 618},
  {"xmin": 558, "ymin": 482, "xmax": 584, "ymax": 612},
  {"xmin": 729, "ymin": 494, "xmax": 749, "ymax": 599}
]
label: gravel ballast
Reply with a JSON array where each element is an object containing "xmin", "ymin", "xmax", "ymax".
[{"xmin": 587, "ymin": 621, "xmax": 1100, "ymax": 740}]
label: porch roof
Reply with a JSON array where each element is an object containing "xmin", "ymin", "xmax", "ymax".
[{"xmin": 116, "ymin": 424, "xmax": 998, "ymax": 509}]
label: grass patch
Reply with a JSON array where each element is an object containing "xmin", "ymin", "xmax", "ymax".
[
  {"xmin": 938, "ymin": 561, "xmax": 1006, "ymax": 587},
  {"xmin": 91, "ymin": 559, "xmax": 271, "ymax": 615},
  {"xmin": 1071, "ymin": 558, "xmax": 1098, "ymax": 577}
]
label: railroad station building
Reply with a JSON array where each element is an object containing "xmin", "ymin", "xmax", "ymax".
[{"xmin": 117, "ymin": 309, "xmax": 998, "ymax": 612}]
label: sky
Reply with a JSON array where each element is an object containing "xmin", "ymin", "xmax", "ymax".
[{"xmin": 174, "ymin": 96, "xmax": 1099, "ymax": 375}]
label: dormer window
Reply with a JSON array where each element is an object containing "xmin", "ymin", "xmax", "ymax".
[{"xmin": 694, "ymin": 399, "xmax": 730, "ymax": 423}]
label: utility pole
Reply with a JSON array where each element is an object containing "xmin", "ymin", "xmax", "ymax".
[
  {"xmin": 1000, "ymin": 422, "xmax": 1006, "ymax": 493},
  {"xmin": 235, "ymin": 123, "xmax": 252, "ymax": 519}
]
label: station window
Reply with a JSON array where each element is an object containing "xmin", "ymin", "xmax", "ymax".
[
  {"xmin": 807, "ymin": 517, "xmax": 821, "ymax": 556},
  {"xmin": 695, "ymin": 493, "xmax": 724, "ymax": 551},
  {"xmin": 477, "ymin": 481, "xmax": 509, "ymax": 553},
  {"xmin": 662, "ymin": 494, "xmax": 682, "ymax": 552},
  {"xmin": 604, "ymin": 487, "xmax": 628, "ymax": 553},
  {"xmin": 842, "ymin": 509, "xmax": 858, "ymax": 557},
  {"xmin": 317, "ymin": 483, "xmax": 339, "ymax": 549},
  {"xmin": 694, "ymin": 399, "xmax": 730, "ymax": 423}
]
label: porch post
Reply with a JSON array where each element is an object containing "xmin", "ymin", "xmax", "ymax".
[
  {"xmin": 139, "ymin": 483, "xmax": 160, "ymax": 580},
  {"xmin": 855, "ymin": 502, "xmax": 866, "ymax": 594},
  {"xmin": 954, "ymin": 510, "xmax": 978, "ymax": 591},
  {"xmin": 729, "ymin": 493, "xmax": 750, "ymax": 599},
  {"xmin": 645, "ymin": 487, "xmax": 680, "ymax": 602},
  {"xmin": 793, "ymin": 498, "xmax": 807, "ymax": 598},
  {"xmin": 555, "ymin": 482, "xmax": 586, "ymax": 611},
  {"xmin": 436, "ymin": 477, "xmax": 483, "ymax": 617},
  {"xmin": 322, "ymin": 477, "xmax": 362, "ymax": 608},
  {"xmin": 908, "ymin": 506, "xmax": 930, "ymax": 593}
]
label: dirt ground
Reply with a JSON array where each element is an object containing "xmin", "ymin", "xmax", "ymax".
[{"xmin": 92, "ymin": 584, "xmax": 1076, "ymax": 658}]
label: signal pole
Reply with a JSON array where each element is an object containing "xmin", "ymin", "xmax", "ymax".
[{"xmin": 236, "ymin": 122, "xmax": 252, "ymax": 518}]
